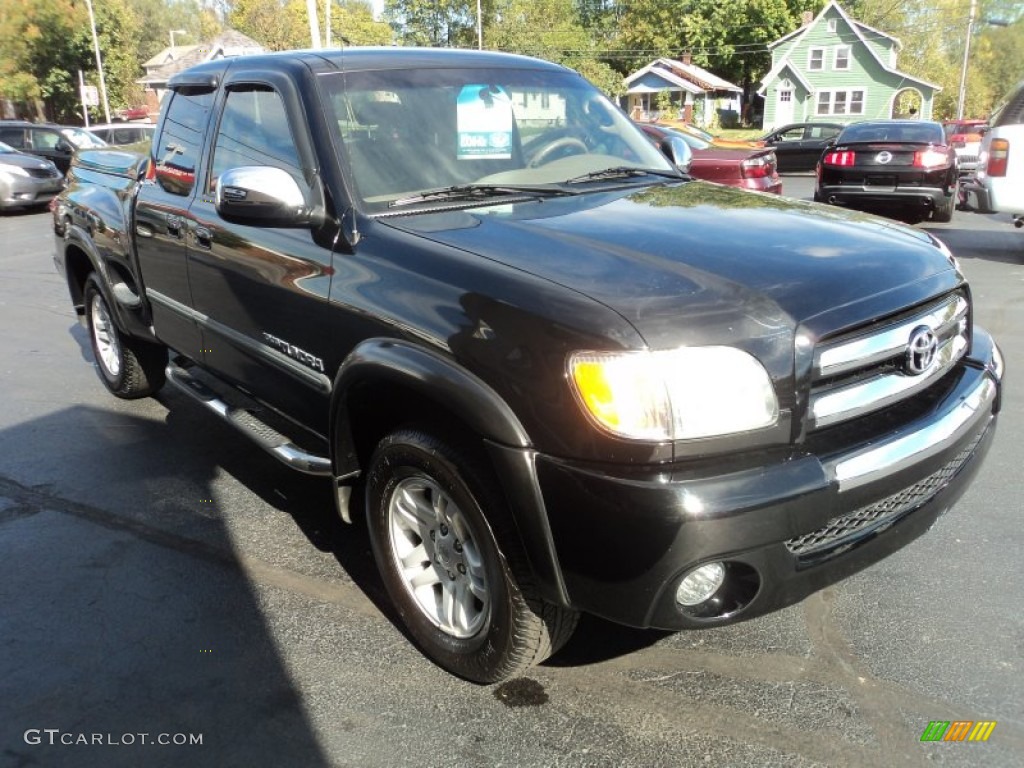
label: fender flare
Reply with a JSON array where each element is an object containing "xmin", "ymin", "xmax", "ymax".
[
  {"xmin": 329, "ymin": 338, "xmax": 531, "ymax": 477},
  {"xmin": 329, "ymin": 338, "xmax": 571, "ymax": 606}
]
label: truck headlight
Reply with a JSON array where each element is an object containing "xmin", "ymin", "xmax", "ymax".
[{"xmin": 569, "ymin": 347, "xmax": 779, "ymax": 441}]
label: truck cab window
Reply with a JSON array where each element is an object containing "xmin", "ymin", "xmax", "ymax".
[{"xmin": 209, "ymin": 87, "xmax": 304, "ymax": 193}]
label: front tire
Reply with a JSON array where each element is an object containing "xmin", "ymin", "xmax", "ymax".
[
  {"xmin": 366, "ymin": 427, "xmax": 578, "ymax": 683},
  {"xmin": 84, "ymin": 274, "xmax": 166, "ymax": 398}
]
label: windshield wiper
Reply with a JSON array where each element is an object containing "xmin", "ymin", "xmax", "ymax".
[
  {"xmin": 389, "ymin": 183, "xmax": 574, "ymax": 208},
  {"xmin": 563, "ymin": 166, "xmax": 684, "ymax": 185}
]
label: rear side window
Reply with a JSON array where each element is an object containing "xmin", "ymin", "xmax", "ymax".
[
  {"xmin": 0, "ymin": 127, "xmax": 26, "ymax": 148},
  {"xmin": 154, "ymin": 87, "xmax": 214, "ymax": 196}
]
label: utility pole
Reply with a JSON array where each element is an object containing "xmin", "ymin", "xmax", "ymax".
[
  {"xmin": 956, "ymin": 0, "xmax": 977, "ymax": 120},
  {"xmin": 83, "ymin": 0, "xmax": 111, "ymax": 124},
  {"xmin": 477, "ymin": 0, "xmax": 483, "ymax": 50},
  {"xmin": 307, "ymin": 0, "xmax": 322, "ymax": 48}
]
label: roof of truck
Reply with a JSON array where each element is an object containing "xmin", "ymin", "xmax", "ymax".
[{"xmin": 168, "ymin": 47, "xmax": 572, "ymax": 89}]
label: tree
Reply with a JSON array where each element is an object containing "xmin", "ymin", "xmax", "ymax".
[
  {"xmin": 384, "ymin": 0, "xmax": 490, "ymax": 47},
  {"xmin": 617, "ymin": 0, "xmax": 813, "ymax": 87},
  {"xmin": 487, "ymin": 0, "xmax": 624, "ymax": 96},
  {"xmin": 0, "ymin": 0, "xmax": 90, "ymax": 121},
  {"xmin": 229, "ymin": 0, "xmax": 307, "ymax": 50},
  {"xmin": 328, "ymin": 0, "xmax": 393, "ymax": 45}
]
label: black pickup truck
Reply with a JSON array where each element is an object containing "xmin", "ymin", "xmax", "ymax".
[{"xmin": 53, "ymin": 48, "xmax": 1003, "ymax": 683}]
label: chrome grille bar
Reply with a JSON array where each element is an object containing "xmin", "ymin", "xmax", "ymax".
[
  {"xmin": 809, "ymin": 293, "xmax": 969, "ymax": 430},
  {"xmin": 816, "ymin": 295, "xmax": 967, "ymax": 378}
]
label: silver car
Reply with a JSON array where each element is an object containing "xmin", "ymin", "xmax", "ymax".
[{"xmin": 0, "ymin": 141, "xmax": 64, "ymax": 211}]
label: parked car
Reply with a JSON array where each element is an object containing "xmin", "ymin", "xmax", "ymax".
[
  {"xmin": 0, "ymin": 121, "xmax": 107, "ymax": 174},
  {"xmin": 0, "ymin": 140, "xmax": 64, "ymax": 211},
  {"xmin": 815, "ymin": 119, "xmax": 957, "ymax": 222},
  {"xmin": 86, "ymin": 122, "xmax": 155, "ymax": 147},
  {"xmin": 972, "ymin": 80, "xmax": 1024, "ymax": 228},
  {"xmin": 639, "ymin": 123, "xmax": 782, "ymax": 194},
  {"xmin": 942, "ymin": 118, "xmax": 986, "ymax": 172},
  {"xmin": 759, "ymin": 122, "xmax": 844, "ymax": 172}
]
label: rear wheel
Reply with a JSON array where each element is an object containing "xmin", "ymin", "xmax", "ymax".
[
  {"xmin": 932, "ymin": 187, "xmax": 955, "ymax": 223},
  {"xmin": 366, "ymin": 427, "xmax": 578, "ymax": 683},
  {"xmin": 84, "ymin": 274, "xmax": 166, "ymax": 398}
]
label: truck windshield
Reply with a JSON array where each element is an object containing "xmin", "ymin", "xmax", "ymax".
[{"xmin": 318, "ymin": 67, "xmax": 675, "ymax": 210}]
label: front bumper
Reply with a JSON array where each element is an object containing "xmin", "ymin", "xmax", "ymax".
[
  {"xmin": 0, "ymin": 176, "xmax": 63, "ymax": 210},
  {"xmin": 535, "ymin": 328, "xmax": 1002, "ymax": 630}
]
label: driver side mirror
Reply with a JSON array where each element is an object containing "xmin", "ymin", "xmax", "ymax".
[
  {"xmin": 216, "ymin": 166, "xmax": 320, "ymax": 227},
  {"xmin": 56, "ymin": 139, "xmax": 73, "ymax": 153},
  {"xmin": 659, "ymin": 135, "xmax": 692, "ymax": 173}
]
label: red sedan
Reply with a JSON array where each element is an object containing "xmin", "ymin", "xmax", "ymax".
[{"xmin": 638, "ymin": 123, "xmax": 782, "ymax": 194}]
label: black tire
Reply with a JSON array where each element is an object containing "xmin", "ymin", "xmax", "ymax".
[
  {"xmin": 84, "ymin": 274, "xmax": 166, "ymax": 398},
  {"xmin": 365, "ymin": 427, "xmax": 578, "ymax": 683},
  {"xmin": 812, "ymin": 188, "xmax": 823, "ymax": 203},
  {"xmin": 932, "ymin": 189, "xmax": 955, "ymax": 223}
]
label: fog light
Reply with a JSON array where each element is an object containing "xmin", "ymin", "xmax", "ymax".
[{"xmin": 676, "ymin": 562, "xmax": 725, "ymax": 606}]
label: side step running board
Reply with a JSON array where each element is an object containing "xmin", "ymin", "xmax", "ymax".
[{"xmin": 165, "ymin": 361, "xmax": 332, "ymax": 476}]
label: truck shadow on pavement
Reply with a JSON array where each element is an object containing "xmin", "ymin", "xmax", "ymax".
[{"xmin": 0, "ymin": 406, "xmax": 332, "ymax": 768}]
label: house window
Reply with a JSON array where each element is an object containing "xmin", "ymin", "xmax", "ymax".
[
  {"xmin": 779, "ymin": 90, "xmax": 792, "ymax": 103},
  {"xmin": 828, "ymin": 18, "xmax": 838, "ymax": 33},
  {"xmin": 834, "ymin": 46, "xmax": 850, "ymax": 70},
  {"xmin": 808, "ymin": 47, "xmax": 825, "ymax": 71},
  {"xmin": 817, "ymin": 89, "xmax": 866, "ymax": 116},
  {"xmin": 850, "ymin": 90, "xmax": 864, "ymax": 113}
]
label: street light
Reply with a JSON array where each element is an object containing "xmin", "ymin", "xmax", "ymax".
[{"xmin": 169, "ymin": 29, "xmax": 187, "ymax": 49}]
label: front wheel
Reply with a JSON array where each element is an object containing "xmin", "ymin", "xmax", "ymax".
[
  {"xmin": 84, "ymin": 274, "xmax": 166, "ymax": 398},
  {"xmin": 366, "ymin": 427, "xmax": 578, "ymax": 683}
]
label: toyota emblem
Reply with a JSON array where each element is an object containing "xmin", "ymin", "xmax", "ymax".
[
  {"xmin": 905, "ymin": 326, "xmax": 938, "ymax": 375},
  {"xmin": 876, "ymin": 151, "xmax": 893, "ymax": 164}
]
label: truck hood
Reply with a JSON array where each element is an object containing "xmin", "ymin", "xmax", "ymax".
[{"xmin": 384, "ymin": 181, "xmax": 959, "ymax": 347}]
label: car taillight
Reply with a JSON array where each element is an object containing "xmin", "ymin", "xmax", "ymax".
[
  {"xmin": 823, "ymin": 150, "xmax": 855, "ymax": 166},
  {"xmin": 144, "ymin": 158, "xmax": 156, "ymax": 182},
  {"xmin": 741, "ymin": 154, "xmax": 776, "ymax": 178},
  {"xmin": 913, "ymin": 148, "xmax": 949, "ymax": 168},
  {"xmin": 988, "ymin": 138, "xmax": 1009, "ymax": 177}
]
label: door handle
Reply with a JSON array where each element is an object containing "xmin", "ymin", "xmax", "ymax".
[
  {"xmin": 194, "ymin": 226, "xmax": 213, "ymax": 249},
  {"xmin": 166, "ymin": 214, "xmax": 183, "ymax": 239}
]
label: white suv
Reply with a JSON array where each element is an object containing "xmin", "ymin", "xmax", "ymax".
[{"xmin": 975, "ymin": 80, "xmax": 1024, "ymax": 227}]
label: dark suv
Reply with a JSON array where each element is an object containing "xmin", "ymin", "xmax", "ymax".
[{"xmin": 0, "ymin": 121, "xmax": 107, "ymax": 174}]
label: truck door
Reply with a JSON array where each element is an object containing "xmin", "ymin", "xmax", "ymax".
[
  {"xmin": 186, "ymin": 79, "xmax": 335, "ymax": 431},
  {"xmin": 135, "ymin": 84, "xmax": 216, "ymax": 358}
]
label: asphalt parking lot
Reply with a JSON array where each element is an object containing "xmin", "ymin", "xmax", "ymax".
[{"xmin": 1, "ymin": 183, "xmax": 1022, "ymax": 768}]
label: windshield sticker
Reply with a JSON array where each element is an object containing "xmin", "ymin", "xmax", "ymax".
[{"xmin": 457, "ymin": 85, "xmax": 513, "ymax": 160}]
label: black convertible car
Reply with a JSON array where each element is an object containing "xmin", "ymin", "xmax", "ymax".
[{"xmin": 815, "ymin": 119, "xmax": 958, "ymax": 222}]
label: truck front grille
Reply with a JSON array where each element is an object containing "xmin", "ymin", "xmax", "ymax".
[
  {"xmin": 808, "ymin": 292, "xmax": 969, "ymax": 430},
  {"xmin": 786, "ymin": 429, "xmax": 983, "ymax": 561}
]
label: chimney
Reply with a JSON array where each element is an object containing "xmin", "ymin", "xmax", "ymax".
[
  {"xmin": 801, "ymin": 11, "xmax": 814, "ymax": 26},
  {"xmin": 682, "ymin": 52, "xmax": 692, "ymax": 66}
]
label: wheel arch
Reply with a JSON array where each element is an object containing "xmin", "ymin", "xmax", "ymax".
[{"xmin": 330, "ymin": 338, "xmax": 571, "ymax": 606}]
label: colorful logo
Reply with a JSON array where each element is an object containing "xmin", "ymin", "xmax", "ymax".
[{"xmin": 920, "ymin": 721, "xmax": 996, "ymax": 742}]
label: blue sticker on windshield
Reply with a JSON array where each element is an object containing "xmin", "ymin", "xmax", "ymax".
[{"xmin": 457, "ymin": 85, "xmax": 513, "ymax": 160}]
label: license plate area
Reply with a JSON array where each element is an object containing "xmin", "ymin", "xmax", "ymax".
[{"xmin": 864, "ymin": 174, "xmax": 896, "ymax": 190}]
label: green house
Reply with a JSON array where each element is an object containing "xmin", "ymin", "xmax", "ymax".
[{"xmin": 759, "ymin": 1, "xmax": 940, "ymax": 131}]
